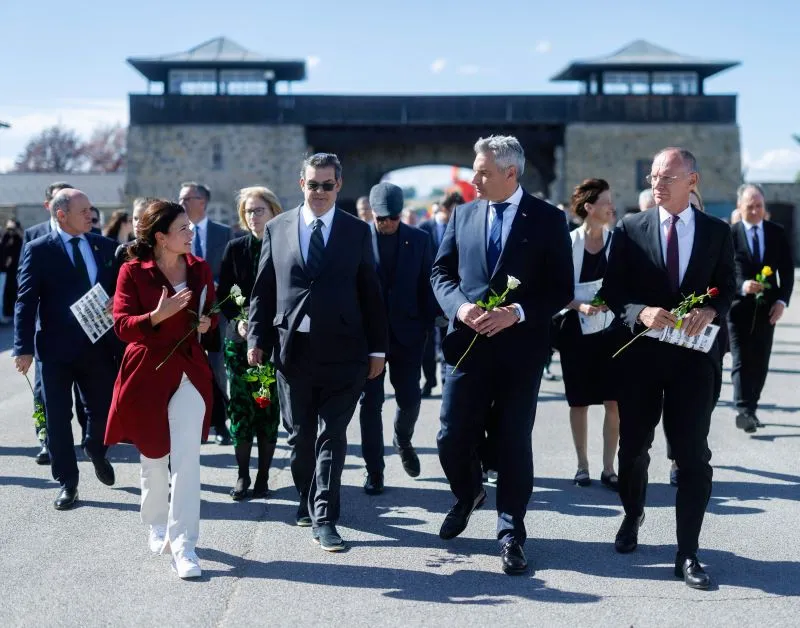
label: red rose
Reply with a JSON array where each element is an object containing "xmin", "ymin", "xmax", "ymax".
[
  {"xmin": 255, "ymin": 396, "xmax": 271, "ymax": 409},
  {"xmin": 708, "ymin": 287, "xmax": 720, "ymax": 298}
]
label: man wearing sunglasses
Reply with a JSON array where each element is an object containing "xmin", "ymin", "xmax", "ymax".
[
  {"xmin": 248, "ymin": 153, "xmax": 387, "ymax": 552},
  {"xmin": 89, "ymin": 206, "xmax": 102, "ymax": 234},
  {"xmin": 359, "ymin": 183, "xmax": 436, "ymax": 496}
]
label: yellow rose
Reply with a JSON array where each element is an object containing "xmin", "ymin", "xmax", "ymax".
[{"xmin": 761, "ymin": 265, "xmax": 773, "ymax": 277}]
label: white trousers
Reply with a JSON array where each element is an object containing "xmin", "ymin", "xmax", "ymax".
[{"xmin": 140, "ymin": 374, "xmax": 205, "ymax": 556}]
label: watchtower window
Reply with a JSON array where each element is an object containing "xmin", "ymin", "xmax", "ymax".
[
  {"xmin": 168, "ymin": 69, "xmax": 217, "ymax": 95},
  {"xmin": 219, "ymin": 69, "xmax": 273, "ymax": 95},
  {"xmin": 651, "ymin": 72, "xmax": 698, "ymax": 95}
]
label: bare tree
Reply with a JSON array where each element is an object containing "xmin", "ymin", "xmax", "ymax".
[
  {"xmin": 83, "ymin": 124, "xmax": 127, "ymax": 173},
  {"xmin": 13, "ymin": 125, "xmax": 86, "ymax": 172}
]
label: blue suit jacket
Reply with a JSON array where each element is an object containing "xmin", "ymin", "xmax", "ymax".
[
  {"xmin": 370, "ymin": 222, "xmax": 437, "ymax": 357},
  {"xmin": 431, "ymin": 190, "xmax": 574, "ymax": 366},
  {"xmin": 14, "ymin": 230, "xmax": 120, "ymax": 362}
]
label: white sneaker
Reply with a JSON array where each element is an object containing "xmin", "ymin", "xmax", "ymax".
[
  {"xmin": 172, "ymin": 550, "xmax": 202, "ymax": 579},
  {"xmin": 148, "ymin": 525, "xmax": 167, "ymax": 554}
]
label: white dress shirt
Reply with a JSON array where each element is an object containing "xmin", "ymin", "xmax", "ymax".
[
  {"xmin": 190, "ymin": 216, "xmax": 209, "ymax": 258},
  {"xmin": 56, "ymin": 225, "xmax": 98, "ymax": 286},
  {"xmin": 486, "ymin": 185, "xmax": 526, "ymax": 322},
  {"xmin": 658, "ymin": 205, "xmax": 694, "ymax": 285}
]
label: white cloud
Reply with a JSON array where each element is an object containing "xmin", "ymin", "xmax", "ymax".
[
  {"xmin": 0, "ymin": 98, "xmax": 127, "ymax": 172},
  {"xmin": 535, "ymin": 40, "xmax": 552, "ymax": 54},
  {"xmin": 744, "ymin": 147, "xmax": 800, "ymax": 181},
  {"xmin": 430, "ymin": 59, "xmax": 447, "ymax": 74},
  {"xmin": 306, "ymin": 56, "xmax": 321, "ymax": 69},
  {"xmin": 456, "ymin": 65, "xmax": 481, "ymax": 76}
]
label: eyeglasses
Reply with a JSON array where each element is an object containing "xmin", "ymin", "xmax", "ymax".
[
  {"xmin": 244, "ymin": 207, "xmax": 268, "ymax": 217},
  {"xmin": 180, "ymin": 196, "xmax": 204, "ymax": 203},
  {"xmin": 306, "ymin": 181, "xmax": 336, "ymax": 192},
  {"xmin": 91, "ymin": 218, "xmax": 99, "ymax": 225},
  {"xmin": 375, "ymin": 215, "xmax": 400, "ymax": 222},
  {"xmin": 645, "ymin": 173, "xmax": 694, "ymax": 186}
]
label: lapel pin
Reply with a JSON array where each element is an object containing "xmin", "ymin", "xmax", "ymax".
[{"xmin": 521, "ymin": 212, "xmax": 527, "ymax": 218}]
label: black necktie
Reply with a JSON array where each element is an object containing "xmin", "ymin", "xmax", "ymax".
[
  {"xmin": 666, "ymin": 215, "xmax": 680, "ymax": 293},
  {"xmin": 69, "ymin": 237, "xmax": 91, "ymax": 292},
  {"xmin": 193, "ymin": 225, "xmax": 204, "ymax": 258},
  {"xmin": 487, "ymin": 203, "xmax": 510, "ymax": 273},
  {"xmin": 751, "ymin": 227, "xmax": 761, "ymax": 264},
  {"xmin": 306, "ymin": 219, "xmax": 324, "ymax": 276}
]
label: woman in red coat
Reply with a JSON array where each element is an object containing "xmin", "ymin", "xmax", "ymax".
[{"xmin": 105, "ymin": 200, "xmax": 216, "ymax": 579}]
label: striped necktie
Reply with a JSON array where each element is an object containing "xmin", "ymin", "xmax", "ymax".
[{"xmin": 306, "ymin": 219, "xmax": 324, "ymax": 275}]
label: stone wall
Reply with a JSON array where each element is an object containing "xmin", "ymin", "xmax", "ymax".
[
  {"xmin": 760, "ymin": 182, "xmax": 800, "ymax": 264},
  {"xmin": 561, "ymin": 123, "xmax": 742, "ymax": 211},
  {"xmin": 126, "ymin": 125, "xmax": 307, "ymax": 225}
]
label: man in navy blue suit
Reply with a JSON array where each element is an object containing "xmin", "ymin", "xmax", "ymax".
[
  {"xmin": 14, "ymin": 188, "xmax": 119, "ymax": 510},
  {"xmin": 431, "ymin": 136, "xmax": 573, "ymax": 575},
  {"xmin": 359, "ymin": 183, "xmax": 437, "ymax": 495}
]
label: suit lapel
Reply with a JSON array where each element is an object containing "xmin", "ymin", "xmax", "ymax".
[
  {"xmin": 287, "ymin": 207, "xmax": 307, "ymax": 273},
  {"xmin": 86, "ymin": 234, "xmax": 106, "ymax": 285},
  {"xmin": 679, "ymin": 208, "xmax": 706, "ymax": 294},
  {"xmin": 646, "ymin": 209, "xmax": 667, "ymax": 274},
  {"xmin": 465, "ymin": 200, "xmax": 490, "ymax": 281},
  {"xmin": 370, "ymin": 223, "xmax": 381, "ymax": 268},
  {"xmin": 734, "ymin": 222, "xmax": 753, "ymax": 264}
]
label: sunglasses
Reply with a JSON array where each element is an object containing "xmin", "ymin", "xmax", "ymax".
[
  {"xmin": 375, "ymin": 215, "xmax": 400, "ymax": 222},
  {"xmin": 306, "ymin": 181, "xmax": 336, "ymax": 192},
  {"xmin": 91, "ymin": 218, "xmax": 100, "ymax": 224}
]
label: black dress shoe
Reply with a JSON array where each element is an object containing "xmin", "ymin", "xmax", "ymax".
[
  {"xmin": 439, "ymin": 489, "xmax": 487, "ymax": 540},
  {"xmin": 215, "ymin": 433, "xmax": 232, "ymax": 446},
  {"xmin": 753, "ymin": 415, "xmax": 765, "ymax": 428},
  {"xmin": 736, "ymin": 412, "xmax": 758, "ymax": 434},
  {"xmin": 89, "ymin": 456, "xmax": 115, "ymax": 486},
  {"xmin": 230, "ymin": 477, "xmax": 251, "ymax": 501},
  {"xmin": 675, "ymin": 555, "xmax": 711, "ymax": 590},
  {"xmin": 420, "ymin": 384, "xmax": 434, "ymax": 398},
  {"xmin": 34, "ymin": 445, "xmax": 50, "ymax": 465},
  {"xmin": 614, "ymin": 512, "xmax": 645, "ymax": 553},
  {"xmin": 296, "ymin": 500, "xmax": 312, "ymax": 527},
  {"xmin": 397, "ymin": 445, "xmax": 420, "ymax": 478},
  {"xmin": 363, "ymin": 472, "xmax": 384, "ymax": 495},
  {"xmin": 500, "ymin": 540, "xmax": 528, "ymax": 575},
  {"xmin": 54, "ymin": 487, "xmax": 79, "ymax": 510},
  {"xmin": 312, "ymin": 524, "xmax": 346, "ymax": 552}
]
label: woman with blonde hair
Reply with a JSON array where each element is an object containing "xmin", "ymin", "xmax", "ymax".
[{"xmin": 217, "ymin": 186, "xmax": 283, "ymax": 500}]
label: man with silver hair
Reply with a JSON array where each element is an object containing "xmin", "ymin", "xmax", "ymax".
[
  {"xmin": 727, "ymin": 183, "xmax": 793, "ymax": 433},
  {"xmin": 431, "ymin": 135, "xmax": 573, "ymax": 575}
]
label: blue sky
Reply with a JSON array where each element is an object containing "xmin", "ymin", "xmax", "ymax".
[{"xmin": 1, "ymin": 0, "xmax": 798, "ymax": 189}]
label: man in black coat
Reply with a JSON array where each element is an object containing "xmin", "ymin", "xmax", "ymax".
[
  {"xmin": 359, "ymin": 183, "xmax": 436, "ymax": 495},
  {"xmin": 431, "ymin": 135, "xmax": 573, "ymax": 575},
  {"xmin": 727, "ymin": 183, "xmax": 794, "ymax": 433},
  {"xmin": 603, "ymin": 148, "xmax": 735, "ymax": 590},
  {"xmin": 248, "ymin": 153, "xmax": 387, "ymax": 552}
]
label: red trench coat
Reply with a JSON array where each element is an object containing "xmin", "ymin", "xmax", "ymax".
[{"xmin": 105, "ymin": 255, "xmax": 217, "ymax": 459}]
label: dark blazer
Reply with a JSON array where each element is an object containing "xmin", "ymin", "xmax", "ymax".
[
  {"xmin": 217, "ymin": 234, "xmax": 261, "ymax": 339},
  {"xmin": 204, "ymin": 219, "xmax": 234, "ymax": 282},
  {"xmin": 730, "ymin": 220, "xmax": 793, "ymax": 313},
  {"xmin": 14, "ymin": 230, "xmax": 120, "ymax": 362},
  {"xmin": 370, "ymin": 222, "xmax": 436, "ymax": 356},
  {"xmin": 602, "ymin": 207, "xmax": 736, "ymax": 364},
  {"xmin": 23, "ymin": 219, "xmax": 52, "ymax": 245},
  {"xmin": 248, "ymin": 206, "xmax": 388, "ymax": 381},
  {"xmin": 431, "ymin": 190, "xmax": 574, "ymax": 366}
]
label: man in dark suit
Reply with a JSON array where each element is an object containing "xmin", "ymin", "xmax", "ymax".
[
  {"xmin": 179, "ymin": 181, "xmax": 235, "ymax": 445},
  {"xmin": 603, "ymin": 148, "xmax": 735, "ymax": 590},
  {"xmin": 418, "ymin": 192, "xmax": 462, "ymax": 397},
  {"xmin": 727, "ymin": 183, "xmax": 794, "ymax": 433},
  {"xmin": 431, "ymin": 135, "xmax": 573, "ymax": 575},
  {"xmin": 23, "ymin": 181, "xmax": 87, "ymax": 466},
  {"xmin": 248, "ymin": 153, "xmax": 387, "ymax": 551},
  {"xmin": 14, "ymin": 188, "xmax": 120, "ymax": 510},
  {"xmin": 359, "ymin": 183, "xmax": 436, "ymax": 495}
]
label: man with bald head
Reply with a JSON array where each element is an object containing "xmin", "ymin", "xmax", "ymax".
[
  {"xmin": 603, "ymin": 148, "xmax": 735, "ymax": 589},
  {"xmin": 727, "ymin": 183, "xmax": 793, "ymax": 433},
  {"xmin": 14, "ymin": 188, "xmax": 120, "ymax": 510}
]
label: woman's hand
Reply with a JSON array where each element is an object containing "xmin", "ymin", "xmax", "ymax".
[
  {"xmin": 237, "ymin": 320, "xmax": 248, "ymax": 339},
  {"xmin": 150, "ymin": 286, "xmax": 192, "ymax": 326},
  {"xmin": 197, "ymin": 315, "xmax": 211, "ymax": 334}
]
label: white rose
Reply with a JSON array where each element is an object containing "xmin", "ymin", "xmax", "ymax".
[{"xmin": 507, "ymin": 275, "xmax": 521, "ymax": 290}]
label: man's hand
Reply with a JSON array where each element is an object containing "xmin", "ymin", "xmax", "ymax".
[
  {"xmin": 743, "ymin": 280, "xmax": 764, "ymax": 295},
  {"xmin": 473, "ymin": 306, "xmax": 519, "ymax": 337},
  {"xmin": 769, "ymin": 301, "xmax": 786, "ymax": 326},
  {"xmin": 15, "ymin": 354, "xmax": 33, "ymax": 375},
  {"xmin": 682, "ymin": 306, "xmax": 716, "ymax": 337},
  {"xmin": 638, "ymin": 306, "xmax": 677, "ymax": 330},
  {"xmin": 237, "ymin": 320, "xmax": 248, "ymax": 339},
  {"xmin": 247, "ymin": 347, "xmax": 264, "ymax": 366},
  {"xmin": 105, "ymin": 298, "xmax": 114, "ymax": 315},
  {"xmin": 367, "ymin": 356, "xmax": 385, "ymax": 379},
  {"xmin": 578, "ymin": 303, "xmax": 607, "ymax": 316},
  {"xmin": 457, "ymin": 303, "xmax": 485, "ymax": 331},
  {"xmin": 197, "ymin": 315, "xmax": 211, "ymax": 335}
]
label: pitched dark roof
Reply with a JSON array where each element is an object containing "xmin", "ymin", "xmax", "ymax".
[
  {"xmin": 551, "ymin": 40, "xmax": 739, "ymax": 81},
  {"xmin": 127, "ymin": 36, "xmax": 306, "ymax": 83}
]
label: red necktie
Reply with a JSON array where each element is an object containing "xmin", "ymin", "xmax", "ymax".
[{"xmin": 666, "ymin": 215, "xmax": 680, "ymax": 292}]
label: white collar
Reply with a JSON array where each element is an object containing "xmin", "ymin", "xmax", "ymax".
[
  {"xmin": 658, "ymin": 205, "xmax": 693, "ymax": 226},
  {"xmin": 742, "ymin": 219, "xmax": 763, "ymax": 230},
  {"xmin": 55, "ymin": 224, "xmax": 86, "ymax": 244},
  {"xmin": 492, "ymin": 185, "xmax": 523, "ymax": 208},
  {"xmin": 302, "ymin": 204, "xmax": 336, "ymax": 228},
  {"xmin": 192, "ymin": 216, "xmax": 209, "ymax": 231}
]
